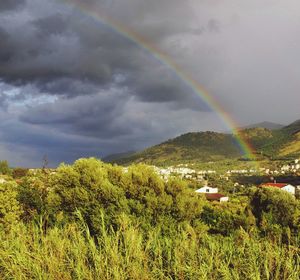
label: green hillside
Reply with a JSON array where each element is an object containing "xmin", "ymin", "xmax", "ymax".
[
  {"xmin": 258, "ymin": 119, "xmax": 300, "ymax": 158},
  {"xmin": 115, "ymin": 120, "xmax": 300, "ymax": 165},
  {"xmin": 242, "ymin": 121, "xmax": 284, "ymax": 130},
  {"xmin": 117, "ymin": 132, "xmax": 242, "ymax": 165}
]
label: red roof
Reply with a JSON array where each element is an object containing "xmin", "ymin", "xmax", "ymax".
[
  {"xmin": 205, "ymin": 193, "xmax": 227, "ymax": 201},
  {"xmin": 261, "ymin": 183, "xmax": 288, "ymax": 189}
]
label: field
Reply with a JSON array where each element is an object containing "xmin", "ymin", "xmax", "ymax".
[{"xmin": 0, "ymin": 219, "xmax": 299, "ymax": 279}]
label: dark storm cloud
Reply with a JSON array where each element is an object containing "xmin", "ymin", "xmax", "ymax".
[
  {"xmin": 0, "ymin": 119, "xmax": 108, "ymax": 166},
  {"xmin": 19, "ymin": 90, "xmax": 133, "ymax": 138},
  {"xmin": 33, "ymin": 13, "xmax": 69, "ymax": 37},
  {"xmin": 0, "ymin": 2, "xmax": 208, "ymax": 108},
  {"xmin": 0, "ymin": 0, "xmax": 299, "ymax": 166},
  {"xmin": 0, "ymin": 7, "xmax": 185, "ymax": 103},
  {"xmin": 0, "ymin": 26, "xmax": 17, "ymax": 65},
  {"xmin": 0, "ymin": 0, "xmax": 26, "ymax": 12},
  {"xmin": 35, "ymin": 78, "xmax": 103, "ymax": 97},
  {"xmin": 0, "ymin": 11, "xmax": 115, "ymax": 91},
  {"xmin": 0, "ymin": 94, "xmax": 7, "ymax": 108}
]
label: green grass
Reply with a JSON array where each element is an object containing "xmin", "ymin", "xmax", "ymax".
[{"xmin": 0, "ymin": 218, "xmax": 299, "ymax": 280}]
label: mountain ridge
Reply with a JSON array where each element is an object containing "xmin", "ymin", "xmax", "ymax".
[
  {"xmin": 109, "ymin": 119, "xmax": 300, "ymax": 165},
  {"xmin": 242, "ymin": 121, "xmax": 284, "ymax": 130}
]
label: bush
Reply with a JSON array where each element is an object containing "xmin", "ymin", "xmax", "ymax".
[
  {"xmin": 0, "ymin": 181, "xmax": 21, "ymax": 231},
  {"xmin": 45, "ymin": 158, "xmax": 207, "ymax": 236},
  {"xmin": 12, "ymin": 168, "xmax": 29, "ymax": 179},
  {"xmin": 0, "ymin": 160, "xmax": 11, "ymax": 176},
  {"xmin": 250, "ymin": 188, "xmax": 300, "ymax": 241}
]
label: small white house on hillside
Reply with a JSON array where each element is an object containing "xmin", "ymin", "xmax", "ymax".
[
  {"xmin": 195, "ymin": 186, "xmax": 218, "ymax": 194},
  {"xmin": 261, "ymin": 183, "xmax": 295, "ymax": 196}
]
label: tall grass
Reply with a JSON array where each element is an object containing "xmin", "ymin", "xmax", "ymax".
[{"xmin": 0, "ymin": 216, "xmax": 299, "ymax": 280}]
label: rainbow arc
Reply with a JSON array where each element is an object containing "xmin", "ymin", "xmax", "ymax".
[{"xmin": 60, "ymin": 0, "xmax": 258, "ymax": 166}]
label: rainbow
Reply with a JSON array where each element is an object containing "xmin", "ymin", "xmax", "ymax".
[{"xmin": 59, "ymin": 0, "xmax": 258, "ymax": 164}]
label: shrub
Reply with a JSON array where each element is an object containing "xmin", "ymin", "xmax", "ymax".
[{"xmin": 0, "ymin": 181, "xmax": 21, "ymax": 231}]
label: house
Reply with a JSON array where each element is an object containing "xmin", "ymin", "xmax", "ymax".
[
  {"xmin": 205, "ymin": 193, "xmax": 229, "ymax": 202},
  {"xmin": 195, "ymin": 184, "xmax": 229, "ymax": 202},
  {"xmin": 261, "ymin": 183, "xmax": 295, "ymax": 195},
  {"xmin": 195, "ymin": 185, "xmax": 218, "ymax": 194}
]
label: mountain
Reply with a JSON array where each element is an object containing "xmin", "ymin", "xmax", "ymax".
[
  {"xmin": 103, "ymin": 151, "xmax": 136, "ymax": 162},
  {"xmin": 115, "ymin": 120, "xmax": 300, "ymax": 165},
  {"xmin": 243, "ymin": 121, "xmax": 284, "ymax": 130},
  {"xmin": 117, "ymin": 132, "xmax": 242, "ymax": 165},
  {"xmin": 281, "ymin": 119, "xmax": 300, "ymax": 134},
  {"xmin": 260, "ymin": 119, "xmax": 300, "ymax": 158}
]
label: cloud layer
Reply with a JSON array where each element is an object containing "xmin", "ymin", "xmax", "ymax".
[{"xmin": 0, "ymin": 0, "xmax": 299, "ymax": 166}]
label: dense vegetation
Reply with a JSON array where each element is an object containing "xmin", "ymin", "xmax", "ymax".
[
  {"xmin": 0, "ymin": 158, "xmax": 299, "ymax": 279},
  {"xmin": 113, "ymin": 120, "xmax": 300, "ymax": 165}
]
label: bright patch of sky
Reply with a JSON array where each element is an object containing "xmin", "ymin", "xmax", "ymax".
[{"xmin": 1, "ymin": 83, "xmax": 58, "ymax": 108}]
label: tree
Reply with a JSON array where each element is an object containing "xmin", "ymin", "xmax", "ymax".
[
  {"xmin": 48, "ymin": 158, "xmax": 129, "ymax": 235},
  {"xmin": 12, "ymin": 168, "xmax": 29, "ymax": 179},
  {"xmin": 0, "ymin": 181, "xmax": 21, "ymax": 231},
  {"xmin": 17, "ymin": 170, "xmax": 50, "ymax": 222},
  {"xmin": 0, "ymin": 160, "xmax": 11, "ymax": 175},
  {"xmin": 250, "ymin": 188, "xmax": 300, "ymax": 240},
  {"xmin": 42, "ymin": 155, "xmax": 49, "ymax": 171}
]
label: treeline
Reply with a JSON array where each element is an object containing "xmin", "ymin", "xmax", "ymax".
[{"xmin": 0, "ymin": 158, "xmax": 299, "ymax": 279}]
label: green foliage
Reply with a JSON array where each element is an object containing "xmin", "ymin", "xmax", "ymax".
[
  {"xmin": 0, "ymin": 215, "xmax": 299, "ymax": 280},
  {"xmin": 12, "ymin": 167, "xmax": 29, "ymax": 179},
  {"xmin": 47, "ymin": 158, "xmax": 128, "ymax": 235},
  {"xmin": 17, "ymin": 170, "xmax": 50, "ymax": 221},
  {"xmin": 201, "ymin": 201, "xmax": 255, "ymax": 235},
  {"xmin": 45, "ymin": 159, "xmax": 207, "ymax": 235},
  {"xmin": 259, "ymin": 120, "xmax": 300, "ymax": 158},
  {"xmin": 117, "ymin": 132, "xmax": 242, "ymax": 165},
  {"xmin": 250, "ymin": 188, "xmax": 300, "ymax": 241},
  {"xmin": 0, "ymin": 160, "xmax": 11, "ymax": 175},
  {"xmin": 0, "ymin": 181, "xmax": 21, "ymax": 231},
  {"xmin": 0, "ymin": 157, "xmax": 300, "ymax": 278}
]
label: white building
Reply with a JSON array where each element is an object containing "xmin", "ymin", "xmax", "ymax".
[
  {"xmin": 261, "ymin": 183, "xmax": 295, "ymax": 196},
  {"xmin": 195, "ymin": 186, "xmax": 218, "ymax": 194}
]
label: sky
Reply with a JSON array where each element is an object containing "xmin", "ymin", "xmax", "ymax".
[{"xmin": 0, "ymin": 0, "xmax": 299, "ymax": 167}]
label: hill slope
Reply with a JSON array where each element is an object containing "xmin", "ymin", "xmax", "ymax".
[
  {"xmin": 243, "ymin": 121, "xmax": 284, "ymax": 130},
  {"xmin": 259, "ymin": 119, "xmax": 300, "ymax": 158},
  {"xmin": 117, "ymin": 132, "xmax": 242, "ymax": 165},
  {"xmin": 103, "ymin": 151, "xmax": 136, "ymax": 162},
  {"xmin": 115, "ymin": 119, "xmax": 300, "ymax": 165}
]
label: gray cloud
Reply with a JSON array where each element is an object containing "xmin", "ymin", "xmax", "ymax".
[
  {"xmin": 0, "ymin": 1, "xmax": 211, "ymax": 107},
  {"xmin": 0, "ymin": 0, "xmax": 299, "ymax": 166},
  {"xmin": 0, "ymin": 0, "xmax": 26, "ymax": 12},
  {"xmin": 19, "ymin": 89, "xmax": 130, "ymax": 138}
]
